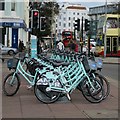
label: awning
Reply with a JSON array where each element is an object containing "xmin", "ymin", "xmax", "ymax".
[{"xmin": 0, "ymin": 17, "xmax": 27, "ymax": 31}]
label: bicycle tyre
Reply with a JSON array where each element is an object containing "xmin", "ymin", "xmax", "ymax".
[
  {"xmin": 94, "ymin": 73, "xmax": 110, "ymax": 100},
  {"xmin": 81, "ymin": 77, "xmax": 104, "ymax": 103},
  {"xmin": 87, "ymin": 78, "xmax": 104, "ymax": 101},
  {"xmin": 78, "ymin": 73, "xmax": 110, "ymax": 100},
  {"xmin": 3, "ymin": 72, "xmax": 20, "ymax": 96},
  {"xmin": 34, "ymin": 78, "xmax": 61, "ymax": 104}
]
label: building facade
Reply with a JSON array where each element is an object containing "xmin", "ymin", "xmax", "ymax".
[
  {"xmin": 0, "ymin": 0, "xmax": 29, "ymax": 48},
  {"xmin": 55, "ymin": 2, "xmax": 89, "ymax": 41}
]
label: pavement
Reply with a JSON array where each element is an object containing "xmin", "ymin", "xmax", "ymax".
[{"xmin": 0, "ymin": 54, "xmax": 119, "ymax": 119}]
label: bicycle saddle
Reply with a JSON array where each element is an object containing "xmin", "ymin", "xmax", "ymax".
[
  {"xmin": 43, "ymin": 57, "xmax": 69, "ymax": 67},
  {"xmin": 50, "ymin": 60, "xmax": 69, "ymax": 67}
]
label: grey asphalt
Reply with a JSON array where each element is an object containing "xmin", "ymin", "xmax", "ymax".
[{"xmin": 1, "ymin": 58, "xmax": 119, "ymax": 119}]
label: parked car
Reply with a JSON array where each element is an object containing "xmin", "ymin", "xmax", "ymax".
[
  {"xmin": 0, "ymin": 43, "xmax": 18, "ymax": 55},
  {"xmin": 85, "ymin": 39, "xmax": 96, "ymax": 46},
  {"xmin": 82, "ymin": 43, "xmax": 96, "ymax": 55}
]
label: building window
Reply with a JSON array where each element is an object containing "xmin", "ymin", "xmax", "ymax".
[
  {"xmin": 69, "ymin": 17, "xmax": 71, "ymax": 20},
  {"xmin": 59, "ymin": 29, "xmax": 61, "ymax": 34},
  {"xmin": 59, "ymin": 22, "xmax": 61, "ymax": 26},
  {"xmin": 68, "ymin": 23, "xmax": 71, "ymax": 27},
  {"xmin": 77, "ymin": 13, "xmax": 79, "ymax": 15},
  {"xmin": 106, "ymin": 18, "xmax": 118, "ymax": 28},
  {"xmin": 63, "ymin": 23, "xmax": 66, "ymax": 27},
  {"xmin": 119, "ymin": 37, "xmax": 120, "ymax": 46},
  {"xmin": 0, "ymin": 2, "xmax": 5, "ymax": 10},
  {"xmin": 59, "ymin": 15, "xmax": 61, "ymax": 19},
  {"xmin": 63, "ymin": 17, "xmax": 66, "ymax": 21},
  {"xmin": 11, "ymin": 2, "xmax": 15, "ymax": 11}
]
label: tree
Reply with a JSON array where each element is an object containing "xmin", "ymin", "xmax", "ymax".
[{"xmin": 29, "ymin": 2, "xmax": 59, "ymax": 38}]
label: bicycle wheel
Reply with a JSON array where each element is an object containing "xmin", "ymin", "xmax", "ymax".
[
  {"xmin": 88, "ymin": 78, "xmax": 104, "ymax": 100},
  {"xmin": 77, "ymin": 80, "xmax": 90, "ymax": 96},
  {"xmin": 3, "ymin": 72, "xmax": 20, "ymax": 96},
  {"xmin": 81, "ymin": 77, "xmax": 104, "ymax": 103},
  {"xmin": 94, "ymin": 73, "xmax": 110, "ymax": 100},
  {"xmin": 34, "ymin": 77, "xmax": 61, "ymax": 104}
]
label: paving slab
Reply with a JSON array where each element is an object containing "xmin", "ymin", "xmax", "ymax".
[
  {"xmin": 83, "ymin": 109, "xmax": 118, "ymax": 118},
  {"xmin": 48, "ymin": 103, "xmax": 88, "ymax": 118}
]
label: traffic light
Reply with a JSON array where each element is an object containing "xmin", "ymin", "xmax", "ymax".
[
  {"xmin": 74, "ymin": 19, "xmax": 80, "ymax": 31},
  {"xmin": 85, "ymin": 19, "xmax": 90, "ymax": 31},
  {"xmin": 31, "ymin": 10, "xmax": 39, "ymax": 29},
  {"xmin": 40, "ymin": 17, "xmax": 47, "ymax": 31}
]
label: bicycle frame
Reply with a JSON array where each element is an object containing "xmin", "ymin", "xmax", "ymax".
[
  {"xmin": 11, "ymin": 58, "xmax": 45, "ymax": 86},
  {"xmin": 41, "ymin": 60, "xmax": 87, "ymax": 94},
  {"xmin": 41, "ymin": 53, "xmax": 99, "ymax": 95}
]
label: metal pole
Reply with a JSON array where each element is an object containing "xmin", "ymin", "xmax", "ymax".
[
  {"xmin": 104, "ymin": 0, "xmax": 107, "ymax": 57},
  {"xmin": 81, "ymin": 16, "xmax": 83, "ymax": 52},
  {"xmin": 51, "ymin": 1, "xmax": 54, "ymax": 49},
  {"xmin": 7, "ymin": 27, "xmax": 9, "ymax": 46},
  {"xmin": 74, "ymin": 27, "xmax": 76, "ymax": 40}
]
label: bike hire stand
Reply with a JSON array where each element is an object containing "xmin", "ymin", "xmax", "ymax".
[{"xmin": 30, "ymin": 35, "xmax": 37, "ymax": 58}]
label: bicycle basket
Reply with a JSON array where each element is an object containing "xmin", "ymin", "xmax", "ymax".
[
  {"xmin": 88, "ymin": 59, "xmax": 97, "ymax": 71},
  {"xmin": 27, "ymin": 59, "xmax": 43, "ymax": 75},
  {"xmin": 7, "ymin": 58, "xmax": 18, "ymax": 69},
  {"xmin": 95, "ymin": 58, "xmax": 103, "ymax": 69}
]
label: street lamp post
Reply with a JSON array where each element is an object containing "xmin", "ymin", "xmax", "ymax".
[
  {"xmin": 104, "ymin": 0, "xmax": 107, "ymax": 57},
  {"xmin": 51, "ymin": 2, "xmax": 54, "ymax": 49}
]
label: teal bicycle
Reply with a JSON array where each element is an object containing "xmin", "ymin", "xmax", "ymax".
[
  {"xmin": 34, "ymin": 54, "xmax": 104, "ymax": 104},
  {"xmin": 2, "ymin": 54, "xmax": 61, "ymax": 103},
  {"xmin": 50, "ymin": 50, "xmax": 110, "ymax": 101}
]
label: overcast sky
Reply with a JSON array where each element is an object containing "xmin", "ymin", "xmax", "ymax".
[{"xmin": 56, "ymin": 0, "xmax": 119, "ymax": 8}]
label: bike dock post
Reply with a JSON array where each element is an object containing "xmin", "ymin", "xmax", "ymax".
[{"xmin": 31, "ymin": 35, "xmax": 37, "ymax": 58}]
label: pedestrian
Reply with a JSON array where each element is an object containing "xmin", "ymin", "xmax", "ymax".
[
  {"xmin": 57, "ymin": 40, "xmax": 64, "ymax": 51},
  {"xmin": 21, "ymin": 41, "xmax": 25, "ymax": 51},
  {"xmin": 74, "ymin": 40, "xmax": 78, "ymax": 52},
  {"xmin": 69, "ymin": 39, "xmax": 76, "ymax": 52},
  {"xmin": 80, "ymin": 38, "xmax": 83, "ymax": 52},
  {"xmin": 18, "ymin": 39, "xmax": 22, "ymax": 52},
  {"xmin": 37, "ymin": 40, "xmax": 42, "ymax": 54}
]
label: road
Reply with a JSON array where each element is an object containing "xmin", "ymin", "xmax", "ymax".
[{"xmin": 101, "ymin": 64, "xmax": 119, "ymax": 81}]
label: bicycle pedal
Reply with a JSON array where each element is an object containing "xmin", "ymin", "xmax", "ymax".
[
  {"xmin": 27, "ymin": 85, "xmax": 33, "ymax": 90},
  {"xmin": 66, "ymin": 93, "xmax": 71, "ymax": 101},
  {"xmin": 51, "ymin": 95, "xmax": 56, "ymax": 100}
]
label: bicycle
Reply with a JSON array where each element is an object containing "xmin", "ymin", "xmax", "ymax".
[
  {"xmin": 34, "ymin": 54, "xmax": 104, "ymax": 104},
  {"xmin": 50, "ymin": 50, "xmax": 110, "ymax": 100},
  {"xmin": 2, "ymin": 54, "xmax": 61, "ymax": 103}
]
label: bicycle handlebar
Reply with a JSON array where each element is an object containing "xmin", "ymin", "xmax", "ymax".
[{"xmin": 13, "ymin": 53, "xmax": 29, "ymax": 61}]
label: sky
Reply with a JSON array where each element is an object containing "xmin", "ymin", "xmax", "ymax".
[{"xmin": 56, "ymin": 0, "xmax": 119, "ymax": 8}]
